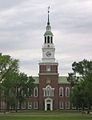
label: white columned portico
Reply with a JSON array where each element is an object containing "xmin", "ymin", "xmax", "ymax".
[{"xmin": 45, "ymin": 98, "xmax": 53, "ymax": 111}]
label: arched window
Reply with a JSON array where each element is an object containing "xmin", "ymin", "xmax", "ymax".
[
  {"xmin": 43, "ymin": 85, "xmax": 54, "ymax": 97},
  {"xmin": 59, "ymin": 101, "xmax": 64, "ymax": 109},
  {"xmin": 47, "ymin": 36, "xmax": 50, "ymax": 43},
  {"xmin": 65, "ymin": 101, "xmax": 70, "ymax": 109},
  {"xmin": 34, "ymin": 87, "xmax": 38, "ymax": 97},
  {"xmin": 45, "ymin": 36, "xmax": 46, "ymax": 43},
  {"xmin": 65, "ymin": 87, "xmax": 70, "ymax": 97},
  {"xmin": 51, "ymin": 36, "xmax": 53, "ymax": 43},
  {"xmin": 59, "ymin": 87, "xmax": 64, "ymax": 97}
]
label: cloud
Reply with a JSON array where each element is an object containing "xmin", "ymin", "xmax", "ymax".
[{"xmin": 0, "ymin": 0, "xmax": 92, "ymax": 76}]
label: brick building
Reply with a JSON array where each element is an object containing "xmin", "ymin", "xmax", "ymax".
[
  {"xmin": 27, "ymin": 9, "xmax": 70, "ymax": 111},
  {"xmin": 0, "ymin": 9, "xmax": 70, "ymax": 111}
]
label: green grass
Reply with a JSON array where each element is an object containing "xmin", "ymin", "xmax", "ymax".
[
  {"xmin": 0, "ymin": 116, "xmax": 92, "ymax": 120},
  {"xmin": 0, "ymin": 111, "xmax": 92, "ymax": 120}
]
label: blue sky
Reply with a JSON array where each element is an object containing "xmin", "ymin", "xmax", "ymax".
[{"xmin": 0, "ymin": 0, "xmax": 92, "ymax": 76}]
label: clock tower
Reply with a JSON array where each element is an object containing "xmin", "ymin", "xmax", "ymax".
[
  {"xmin": 39, "ymin": 7, "xmax": 59, "ymax": 110},
  {"xmin": 42, "ymin": 8, "xmax": 55, "ymax": 63}
]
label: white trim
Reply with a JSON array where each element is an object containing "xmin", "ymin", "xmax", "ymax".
[
  {"xmin": 39, "ymin": 62, "xmax": 58, "ymax": 65},
  {"xmin": 65, "ymin": 87, "xmax": 70, "ymax": 97},
  {"xmin": 39, "ymin": 73, "xmax": 59, "ymax": 75},
  {"xmin": 59, "ymin": 101, "xmax": 64, "ymax": 109},
  {"xmin": 34, "ymin": 102, "xmax": 38, "ymax": 109},
  {"xmin": 34, "ymin": 87, "xmax": 38, "ymax": 97},
  {"xmin": 65, "ymin": 101, "xmax": 70, "ymax": 109},
  {"xmin": 28, "ymin": 101, "xmax": 32, "ymax": 109},
  {"xmin": 43, "ymin": 85, "xmax": 54, "ymax": 97},
  {"xmin": 59, "ymin": 87, "xmax": 64, "ymax": 97},
  {"xmin": 45, "ymin": 98, "xmax": 53, "ymax": 111}
]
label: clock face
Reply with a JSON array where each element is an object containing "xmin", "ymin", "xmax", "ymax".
[{"xmin": 46, "ymin": 51, "xmax": 51, "ymax": 57}]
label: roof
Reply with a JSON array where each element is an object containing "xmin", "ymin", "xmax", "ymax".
[
  {"xmin": 44, "ymin": 31, "xmax": 53, "ymax": 36},
  {"xmin": 33, "ymin": 76, "xmax": 69, "ymax": 84},
  {"xmin": 33, "ymin": 77, "xmax": 39, "ymax": 84},
  {"xmin": 58, "ymin": 76, "xmax": 70, "ymax": 84}
]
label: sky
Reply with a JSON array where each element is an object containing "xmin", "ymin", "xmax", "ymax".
[{"xmin": 0, "ymin": 0, "xmax": 92, "ymax": 76}]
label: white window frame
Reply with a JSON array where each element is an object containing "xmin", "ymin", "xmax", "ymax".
[
  {"xmin": 34, "ymin": 102, "xmax": 38, "ymax": 109},
  {"xmin": 65, "ymin": 101, "xmax": 70, "ymax": 109},
  {"xmin": 28, "ymin": 101, "xmax": 32, "ymax": 109},
  {"xmin": 43, "ymin": 85, "xmax": 54, "ymax": 97},
  {"xmin": 21, "ymin": 101, "xmax": 26, "ymax": 109},
  {"xmin": 59, "ymin": 87, "xmax": 64, "ymax": 97},
  {"xmin": 46, "ymin": 65, "xmax": 51, "ymax": 72},
  {"xmin": 65, "ymin": 87, "xmax": 70, "ymax": 97},
  {"xmin": 34, "ymin": 87, "xmax": 38, "ymax": 97},
  {"xmin": 59, "ymin": 101, "xmax": 64, "ymax": 109}
]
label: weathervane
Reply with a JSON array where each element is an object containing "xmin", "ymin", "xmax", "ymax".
[
  {"xmin": 48, "ymin": 6, "xmax": 50, "ymax": 13},
  {"xmin": 47, "ymin": 6, "xmax": 50, "ymax": 25}
]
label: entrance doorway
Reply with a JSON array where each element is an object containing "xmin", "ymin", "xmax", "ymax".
[
  {"xmin": 45, "ymin": 98, "xmax": 53, "ymax": 111},
  {"xmin": 47, "ymin": 104, "xmax": 50, "ymax": 110}
]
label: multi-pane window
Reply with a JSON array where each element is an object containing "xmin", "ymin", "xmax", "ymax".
[
  {"xmin": 59, "ymin": 87, "xmax": 64, "ymax": 97},
  {"xmin": 34, "ymin": 87, "xmax": 38, "ymax": 97},
  {"xmin": 65, "ymin": 87, "xmax": 70, "ymax": 97},
  {"xmin": 43, "ymin": 85, "xmax": 54, "ymax": 97},
  {"xmin": 28, "ymin": 101, "xmax": 32, "ymax": 109},
  {"xmin": 59, "ymin": 101, "xmax": 64, "ymax": 109},
  {"xmin": 65, "ymin": 101, "xmax": 70, "ymax": 109},
  {"xmin": 46, "ymin": 65, "xmax": 51, "ymax": 72},
  {"xmin": 34, "ymin": 102, "xmax": 38, "ymax": 109},
  {"xmin": 22, "ymin": 102, "xmax": 26, "ymax": 109}
]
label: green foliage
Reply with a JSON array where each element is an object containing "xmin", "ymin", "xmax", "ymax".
[
  {"xmin": 0, "ymin": 53, "xmax": 35, "ymax": 111},
  {"xmin": 69, "ymin": 59, "xmax": 92, "ymax": 113}
]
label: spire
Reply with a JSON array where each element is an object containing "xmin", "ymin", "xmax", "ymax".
[
  {"xmin": 47, "ymin": 6, "xmax": 50, "ymax": 25},
  {"xmin": 45, "ymin": 6, "xmax": 52, "ymax": 32}
]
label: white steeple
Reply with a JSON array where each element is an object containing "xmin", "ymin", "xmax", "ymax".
[{"xmin": 42, "ymin": 7, "xmax": 55, "ymax": 63}]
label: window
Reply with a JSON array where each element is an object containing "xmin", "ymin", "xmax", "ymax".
[
  {"xmin": 65, "ymin": 102, "xmax": 70, "ymax": 109},
  {"xmin": 47, "ymin": 36, "xmax": 50, "ymax": 43},
  {"xmin": 46, "ymin": 65, "xmax": 51, "ymax": 72},
  {"xmin": 59, "ymin": 101, "xmax": 64, "ymax": 109},
  {"xmin": 34, "ymin": 87, "xmax": 38, "ymax": 97},
  {"xmin": 22, "ymin": 102, "xmax": 26, "ymax": 109},
  {"xmin": 28, "ymin": 88, "xmax": 32, "ymax": 96},
  {"xmin": 59, "ymin": 87, "xmax": 64, "ymax": 97},
  {"xmin": 43, "ymin": 85, "xmax": 54, "ymax": 97},
  {"xmin": 46, "ymin": 79, "xmax": 51, "ymax": 84},
  {"xmin": 51, "ymin": 36, "xmax": 53, "ymax": 43},
  {"xmin": 45, "ymin": 36, "xmax": 46, "ymax": 43},
  {"xmin": 28, "ymin": 101, "xmax": 32, "ymax": 109},
  {"xmin": 65, "ymin": 87, "xmax": 70, "ymax": 97},
  {"xmin": 34, "ymin": 102, "xmax": 38, "ymax": 109}
]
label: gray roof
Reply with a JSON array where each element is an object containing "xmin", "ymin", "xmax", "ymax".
[
  {"xmin": 58, "ymin": 76, "xmax": 69, "ymax": 84},
  {"xmin": 33, "ymin": 76, "xmax": 69, "ymax": 84},
  {"xmin": 44, "ymin": 31, "xmax": 53, "ymax": 36}
]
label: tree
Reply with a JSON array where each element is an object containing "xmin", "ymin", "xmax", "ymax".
[
  {"xmin": 67, "ymin": 73, "xmax": 79, "ymax": 109},
  {"xmin": 0, "ymin": 53, "xmax": 35, "ymax": 112},
  {"xmin": 0, "ymin": 53, "xmax": 19, "ymax": 112},
  {"xmin": 0, "ymin": 53, "xmax": 19, "ymax": 82},
  {"xmin": 15, "ymin": 73, "xmax": 35, "ymax": 110},
  {"xmin": 69, "ymin": 59, "xmax": 92, "ymax": 113}
]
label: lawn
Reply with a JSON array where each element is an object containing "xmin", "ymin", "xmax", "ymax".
[
  {"xmin": 0, "ymin": 111, "xmax": 92, "ymax": 120},
  {"xmin": 0, "ymin": 116, "xmax": 92, "ymax": 120}
]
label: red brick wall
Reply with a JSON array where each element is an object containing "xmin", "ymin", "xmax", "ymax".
[{"xmin": 39, "ymin": 63, "xmax": 59, "ymax": 110}]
